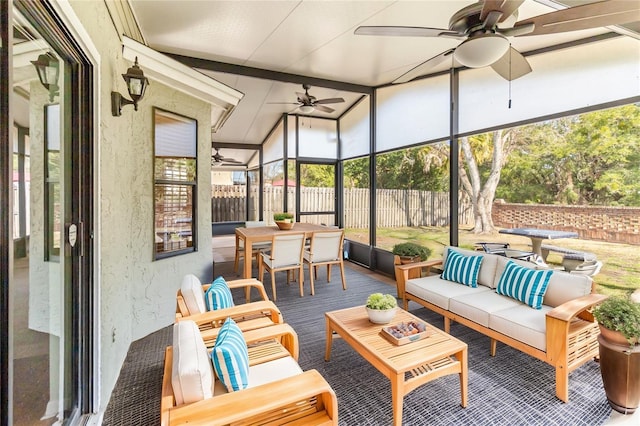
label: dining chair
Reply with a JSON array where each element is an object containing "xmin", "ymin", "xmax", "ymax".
[
  {"xmin": 303, "ymin": 230, "xmax": 346, "ymax": 296},
  {"xmin": 258, "ymin": 233, "xmax": 305, "ymax": 301},
  {"xmin": 233, "ymin": 220, "xmax": 271, "ymax": 274}
]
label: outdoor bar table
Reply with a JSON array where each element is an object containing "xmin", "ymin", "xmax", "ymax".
[
  {"xmin": 498, "ymin": 228, "xmax": 578, "ymax": 257},
  {"xmin": 235, "ymin": 222, "xmax": 329, "ymax": 279}
]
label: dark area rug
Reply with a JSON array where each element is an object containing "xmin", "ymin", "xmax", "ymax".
[{"xmin": 103, "ymin": 260, "xmax": 611, "ymax": 425}]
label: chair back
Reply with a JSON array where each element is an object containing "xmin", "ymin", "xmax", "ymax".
[
  {"xmin": 270, "ymin": 233, "xmax": 305, "ymax": 268},
  {"xmin": 570, "ymin": 260, "xmax": 603, "ymax": 277},
  {"xmin": 308, "ymin": 230, "xmax": 344, "ymax": 263},
  {"xmin": 179, "ymin": 274, "xmax": 206, "ymax": 315}
]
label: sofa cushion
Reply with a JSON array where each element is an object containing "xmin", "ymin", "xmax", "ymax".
[
  {"xmin": 204, "ymin": 276, "xmax": 235, "ymax": 311},
  {"xmin": 171, "ymin": 320, "xmax": 214, "ymax": 405},
  {"xmin": 406, "ymin": 276, "xmax": 492, "ymax": 310},
  {"xmin": 211, "ymin": 318, "xmax": 249, "ymax": 392},
  {"xmin": 496, "ymin": 261, "xmax": 553, "ymax": 309},
  {"xmin": 449, "ymin": 291, "xmax": 522, "ymax": 327},
  {"xmin": 544, "ymin": 271, "xmax": 593, "ymax": 308},
  {"xmin": 443, "ymin": 246, "xmax": 498, "ymax": 288},
  {"xmin": 180, "ymin": 274, "xmax": 206, "ymax": 315},
  {"xmin": 441, "ymin": 249, "xmax": 483, "ymax": 288},
  {"xmin": 489, "ymin": 304, "xmax": 552, "ymax": 351}
]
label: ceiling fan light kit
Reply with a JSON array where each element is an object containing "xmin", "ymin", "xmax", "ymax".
[
  {"xmin": 299, "ymin": 105, "xmax": 315, "ymax": 114},
  {"xmin": 355, "ymin": 0, "xmax": 640, "ymax": 83},
  {"xmin": 454, "ymin": 33, "xmax": 509, "ymax": 68}
]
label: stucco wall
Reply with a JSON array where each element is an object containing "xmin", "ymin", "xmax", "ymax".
[{"xmin": 70, "ymin": 0, "xmax": 214, "ymax": 412}]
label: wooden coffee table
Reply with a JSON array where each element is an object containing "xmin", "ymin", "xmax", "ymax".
[{"xmin": 325, "ymin": 306, "xmax": 467, "ymax": 426}]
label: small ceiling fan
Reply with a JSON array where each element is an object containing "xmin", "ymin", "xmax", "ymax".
[
  {"xmin": 355, "ymin": 0, "xmax": 640, "ymax": 83},
  {"xmin": 269, "ymin": 84, "xmax": 345, "ymax": 113},
  {"xmin": 211, "ymin": 147, "xmax": 242, "ymax": 166}
]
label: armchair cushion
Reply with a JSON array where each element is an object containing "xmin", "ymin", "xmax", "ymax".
[
  {"xmin": 496, "ymin": 260, "xmax": 553, "ymax": 309},
  {"xmin": 171, "ymin": 320, "xmax": 214, "ymax": 405},
  {"xmin": 441, "ymin": 249, "xmax": 483, "ymax": 288},
  {"xmin": 212, "ymin": 318, "xmax": 249, "ymax": 392},
  {"xmin": 205, "ymin": 276, "xmax": 234, "ymax": 311},
  {"xmin": 180, "ymin": 274, "xmax": 207, "ymax": 316}
]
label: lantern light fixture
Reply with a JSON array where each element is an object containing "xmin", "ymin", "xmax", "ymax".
[
  {"xmin": 111, "ymin": 57, "xmax": 149, "ymax": 116},
  {"xmin": 31, "ymin": 52, "xmax": 59, "ymax": 102}
]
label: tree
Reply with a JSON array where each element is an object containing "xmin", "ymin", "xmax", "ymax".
[
  {"xmin": 458, "ymin": 130, "xmax": 512, "ymax": 233},
  {"xmin": 498, "ymin": 105, "xmax": 640, "ymax": 206}
]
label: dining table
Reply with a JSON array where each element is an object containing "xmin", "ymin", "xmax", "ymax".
[
  {"xmin": 498, "ymin": 227, "xmax": 579, "ymax": 257},
  {"xmin": 235, "ymin": 222, "xmax": 330, "ymax": 279}
]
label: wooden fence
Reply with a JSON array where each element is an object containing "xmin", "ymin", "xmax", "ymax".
[{"xmin": 211, "ymin": 185, "xmax": 473, "ymax": 227}]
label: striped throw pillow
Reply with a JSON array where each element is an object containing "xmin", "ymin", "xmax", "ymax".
[
  {"xmin": 211, "ymin": 317, "xmax": 249, "ymax": 392},
  {"xmin": 496, "ymin": 260, "xmax": 554, "ymax": 309},
  {"xmin": 441, "ymin": 249, "xmax": 483, "ymax": 287},
  {"xmin": 204, "ymin": 276, "xmax": 234, "ymax": 311}
]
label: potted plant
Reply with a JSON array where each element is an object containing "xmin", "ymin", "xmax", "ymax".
[
  {"xmin": 392, "ymin": 242, "xmax": 432, "ymax": 290},
  {"xmin": 392, "ymin": 242, "xmax": 432, "ymax": 262},
  {"xmin": 593, "ymin": 296, "xmax": 640, "ymax": 414},
  {"xmin": 365, "ymin": 293, "xmax": 398, "ymax": 324},
  {"xmin": 273, "ymin": 212, "xmax": 294, "ymax": 230}
]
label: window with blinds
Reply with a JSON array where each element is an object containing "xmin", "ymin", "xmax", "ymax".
[{"xmin": 154, "ymin": 108, "xmax": 197, "ymax": 258}]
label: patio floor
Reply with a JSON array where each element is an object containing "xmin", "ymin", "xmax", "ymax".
[{"xmin": 100, "ymin": 236, "xmax": 638, "ymax": 425}]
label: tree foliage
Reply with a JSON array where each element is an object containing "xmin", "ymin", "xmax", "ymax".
[{"xmin": 499, "ymin": 105, "xmax": 640, "ymax": 206}]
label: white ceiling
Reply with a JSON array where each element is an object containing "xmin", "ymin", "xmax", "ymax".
[{"xmin": 129, "ymin": 0, "xmax": 640, "ymax": 167}]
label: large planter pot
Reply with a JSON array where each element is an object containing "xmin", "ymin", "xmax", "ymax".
[
  {"xmin": 366, "ymin": 307, "xmax": 397, "ymax": 324},
  {"xmin": 598, "ymin": 330, "xmax": 640, "ymax": 414}
]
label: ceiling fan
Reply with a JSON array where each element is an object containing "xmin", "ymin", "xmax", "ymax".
[
  {"xmin": 355, "ymin": 0, "xmax": 640, "ymax": 83},
  {"xmin": 269, "ymin": 84, "xmax": 345, "ymax": 113},
  {"xmin": 211, "ymin": 147, "xmax": 242, "ymax": 166}
]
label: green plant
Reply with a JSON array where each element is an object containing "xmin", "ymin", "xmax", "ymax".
[
  {"xmin": 273, "ymin": 212, "xmax": 294, "ymax": 222},
  {"xmin": 365, "ymin": 293, "xmax": 397, "ymax": 310},
  {"xmin": 593, "ymin": 296, "xmax": 640, "ymax": 346},
  {"xmin": 392, "ymin": 242, "xmax": 432, "ymax": 261}
]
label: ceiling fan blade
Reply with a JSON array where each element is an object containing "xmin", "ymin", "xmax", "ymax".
[
  {"xmin": 483, "ymin": 10, "xmax": 505, "ymax": 29},
  {"xmin": 314, "ymin": 97, "xmax": 345, "ymax": 105},
  {"xmin": 490, "ymin": 46, "xmax": 532, "ymax": 81},
  {"xmin": 355, "ymin": 25, "xmax": 464, "ymax": 40},
  {"xmin": 314, "ymin": 104, "xmax": 335, "ymax": 113},
  {"xmin": 515, "ymin": 0, "xmax": 640, "ymax": 37},
  {"xmin": 481, "ymin": 0, "xmax": 524, "ymax": 23},
  {"xmin": 267, "ymin": 102, "xmax": 301, "ymax": 105},
  {"xmin": 222, "ymin": 159, "xmax": 243, "ymax": 164},
  {"xmin": 498, "ymin": 22, "xmax": 534, "ymax": 37},
  {"xmin": 393, "ymin": 48, "xmax": 455, "ymax": 84}
]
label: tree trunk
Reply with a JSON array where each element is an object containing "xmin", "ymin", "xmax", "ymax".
[{"xmin": 458, "ymin": 131, "xmax": 507, "ymax": 234}]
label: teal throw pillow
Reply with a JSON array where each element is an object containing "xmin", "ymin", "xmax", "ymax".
[
  {"xmin": 211, "ymin": 317, "xmax": 249, "ymax": 392},
  {"xmin": 204, "ymin": 276, "xmax": 234, "ymax": 311},
  {"xmin": 441, "ymin": 249, "xmax": 483, "ymax": 288},
  {"xmin": 496, "ymin": 260, "xmax": 553, "ymax": 309}
]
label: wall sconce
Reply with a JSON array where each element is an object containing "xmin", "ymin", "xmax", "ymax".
[
  {"xmin": 111, "ymin": 57, "xmax": 149, "ymax": 116},
  {"xmin": 31, "ymin": 52, "xmax": 59, "ymax": 102}
]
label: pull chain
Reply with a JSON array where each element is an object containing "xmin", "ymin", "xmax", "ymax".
[{"xmin": 508, "ymin": 44, "xmax": 512, "ymax": 109}]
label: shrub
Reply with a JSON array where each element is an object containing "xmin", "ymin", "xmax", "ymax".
[{"xmin": 593, "ymin": 296, "xmax": 640, "ymax": 346}]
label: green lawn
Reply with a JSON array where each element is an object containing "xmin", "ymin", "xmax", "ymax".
[{"xmin": 345, "ymin": 226, "xmax": 640, "ymax": 298}]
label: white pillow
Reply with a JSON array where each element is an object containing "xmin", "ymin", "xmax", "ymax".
[
  {"xmin": 180, "ymin": 274, "xmax": 206, "ymax": 315},
  {"xmin": 171, "ymin": 320, "xmax": 214, "ymax": 405}
]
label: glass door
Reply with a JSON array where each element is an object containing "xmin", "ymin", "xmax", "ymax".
[
  {"xmin": 297, "ymin": 162, "xmax": 337, "ymax": 226},
  {"xmin": 3, "ymin": 2, "xmax": 94, "ymax": 423}
]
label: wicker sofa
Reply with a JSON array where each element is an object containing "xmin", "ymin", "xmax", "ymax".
[{"xmin": 395, "ymin": 246, "xmax": 607, "ymax": 402}]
